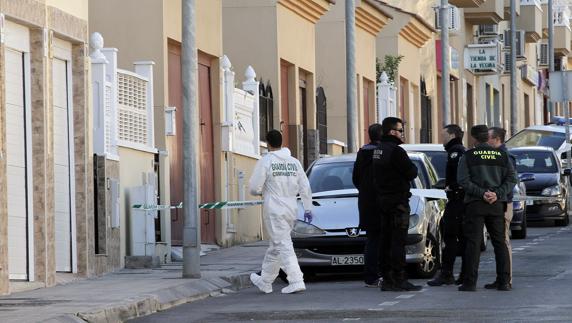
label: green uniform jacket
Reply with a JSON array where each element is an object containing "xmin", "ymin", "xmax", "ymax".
[{"xmin": 457, "ymin": 143, "xmax": 518, "ymax": 204}]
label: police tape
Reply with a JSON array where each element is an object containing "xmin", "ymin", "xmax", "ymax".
[
  {"xmin": 196, "ymin": 195, "xmax": 560, "ymax": 210},
  {"xmin": 132, "ymin": 202, "xmax": 183, "ymax": 211},
  {"xmin": 199, "ymin": 200, "xmax": 263, "ymax": 209}
]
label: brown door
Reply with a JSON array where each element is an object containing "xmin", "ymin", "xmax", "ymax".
[
  {"xmin": 198, "ymin": 54, "xmax": 216, "ymax": 244},
  {"xmin": 167, "ymin": 40, "xmax": 184, "ymax": 245},
  {"xmin": 280, "ymin": 62, "xmax": 290, "ymax": 148},
  {"xmin": 363, "ymin": 79, "xmax": 371, "ymax": 143},
  {"xmin": 300, "ymin": 79, "xmax": 308, "ymax": 168}
]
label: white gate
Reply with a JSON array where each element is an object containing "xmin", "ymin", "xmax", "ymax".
[
  {"xmin": 5, "ymin": 21, "xmax": 34, "ymax": 280},
  {"xmin": 53, "ymin": 38, "xmax": 76, "ymax": 273}
]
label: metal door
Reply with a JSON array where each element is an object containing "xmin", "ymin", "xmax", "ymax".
[
  {"xmin": 198, "ymin": 54, "xmax": 216, "ymax": 244},
  {"xmin": 167, "ymin": 40, "xmax": 184, "ymax": 245}
]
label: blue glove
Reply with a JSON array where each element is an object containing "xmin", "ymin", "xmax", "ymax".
[{"xmin": 304, "ymin": 210, "xmax": 313, "ymax": 223}]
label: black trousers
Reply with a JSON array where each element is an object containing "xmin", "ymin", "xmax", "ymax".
[
  {"xmin": 364, "ymin": 227, "xmax": 383, "ymax": 284},
  {"xmin": 441, "ymin": 198, "xmax": 465, "ymax": 274},
  {"xmin": 379, "ymin": 199, "xmax": 410, "ymax": 283},
  {"xmin": 463, "ymin": 201, "xmax": 510, "ymax": 287}
]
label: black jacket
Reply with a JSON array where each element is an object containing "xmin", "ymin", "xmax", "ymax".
[
  {"xmin": 353, "ymin": 143, "xmax": 381, "ymax": 230},
  {"xmin": 458, "ymin": 143, "xmax": 518, "ymax": 204},
  {"xmin": 372, "ymin": 135, "xmax": 418, "ymax": 199},
  {"xmin": 444, "ymin": 138, "xmax": 465, "ymax": 195}
]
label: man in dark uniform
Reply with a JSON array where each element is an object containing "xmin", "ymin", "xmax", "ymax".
[
  {"xmin": 353, "ymin": 123, "xmax": 384, "ymax": 288},
  {"xmin": 373, "ymin": 117, "xmax": 421, "ymax": 292},
  {"xmin": 428, "ymin": 124, "xmax": 466, "ymax": 286},
  {"xmin": 457, "ymin": 125, "xmax": 517, "ymax": 292}
]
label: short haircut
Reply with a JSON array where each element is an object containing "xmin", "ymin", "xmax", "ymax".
[
  {"xmin": 368, "ymin": 123, "xmax": 383, "ymax": 143},
  {"xmin": 381, "ymin": 117, "xmax": 403, "ymax": 135},
  {"xmin": 470, "ymin": 125, "xmax": 489, "ymax": 144},
  {"xmin": 266, "ymin": 129, "xmax": 283, "ymax": 148},
  {"xmin": 444, "ymin": 124, "xmax": 464, "ymax": 140},
  {"xmin": 489, "ymin": 126, "xmax": 507, "ymax": 143}
]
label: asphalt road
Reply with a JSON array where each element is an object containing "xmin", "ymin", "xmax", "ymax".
[{"xmin": 133, "ymin": 223, "xmax": 572, "ymax": 323}]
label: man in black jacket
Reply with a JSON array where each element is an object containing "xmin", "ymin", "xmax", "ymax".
[
  {"xmin": 353, "ymin": 123, "xmax": 384, "ymax": 288},
  {"xmin": 373, "ymin": 117, "xmax": 421, "ymax": 292},
  {"xmin": 428, "ymin": 124, "xmax": 466, "ymax": 286},
  {"xmin": 457, "ymin": 125, "xmax": 517, "ymax": 292}
]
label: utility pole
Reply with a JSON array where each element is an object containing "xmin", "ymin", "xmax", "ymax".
[
  {"xmin": 440, "ymin": 0, "xmax": 450, "ymax": 127},
  {"xmin": 346, "ymin": 0, "xmax": 357, "ymax": 153},
  {"xmin": 548, "ymin": 0, "xmax": 555, "ymax": 123},
  {"xmin": 181, "ymin": 0, "xmax": 201, "ymax": 278},
  {"xmin": 510, "ymin": 0, "xmax": 517, "ymax": 136}
]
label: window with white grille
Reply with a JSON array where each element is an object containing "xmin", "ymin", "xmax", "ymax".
[{"xmin": 117, "ymin": 71, "xmax": 149, "ymax": 146}]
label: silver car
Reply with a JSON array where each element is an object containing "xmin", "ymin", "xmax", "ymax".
[{"xmin": 292, "ymin": 153, "xmax": 444, "ymax": 278}]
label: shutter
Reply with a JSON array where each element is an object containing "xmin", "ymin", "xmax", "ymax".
[
  {"xmin": 539, "ymin": 43, "xmax": 549, "ymax": 66},
  {"xmin": 504, "ymin": 52, "xmax": 512, "ymax": 74}
]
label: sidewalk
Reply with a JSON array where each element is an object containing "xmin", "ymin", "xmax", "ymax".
[{"xmin": 0, "ymin": 241, "xmax": 267, "ymax": 323}]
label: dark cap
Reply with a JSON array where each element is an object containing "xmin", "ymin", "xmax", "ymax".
[{"xmin": 470, "ymin": 125, "xmax": 488, "ymax": 137}]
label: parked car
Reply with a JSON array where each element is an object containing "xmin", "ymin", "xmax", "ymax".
[
  {"xmin": 509, "ymin": 146, "xmax": 570, "ymax": 226},
  {"xmin": 505, "ymin": 120, "xmax": 571, "ymax": 163},
  {"xmin": 403, "ymin": 144, "xmax": 528, "ymax": 239},
  {"xmin": 292, "ymin": 153, "xmax": 444, "ymax": 278}
]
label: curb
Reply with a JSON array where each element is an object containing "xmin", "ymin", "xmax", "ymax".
[{"xmin": 57, "ymin": 273, "xmax": 253, "ymax": 323}]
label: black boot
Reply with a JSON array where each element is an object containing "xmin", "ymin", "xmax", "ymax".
[
  {"xmin": 428, "ymin": 270, "xmax": 455, "ymax": 286},
  {"xmin": 455, "ymin": 273, "xmax": 464, "ymax": 285}
]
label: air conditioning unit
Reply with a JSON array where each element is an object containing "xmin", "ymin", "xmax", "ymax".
[
  {"xmin": 503, "ymin": 30, "xmax": 526, "ymax": 59},
  {"xmin": 538, "ymin": 43, "xmax": 549, "ymax": 67},
  {"xmin": 478, "ymin": 24, "xmax": 498, "ymax": 36},
  {"xmin": 434, "ymin": 5, "xmax": 461, "ymax": 32}
]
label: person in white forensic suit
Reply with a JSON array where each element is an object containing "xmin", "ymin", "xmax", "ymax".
[{"xmin": 249, "ymin": 129, "xmax": 313, "ymax": 294}]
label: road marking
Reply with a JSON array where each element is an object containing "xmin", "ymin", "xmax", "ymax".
[
  {"xmin": 343, "ymin": 318, "xmax": 361, "ymax": 321},
  {"xmin": 513, "ymin": 248, "xmax": 525, "ymax": 251},
  {"xmin": 379, "ymin": 301, "xmax": 399, "ymax": 306},
  {"xmin": 396, "ymin": 294, "xmax": 415, "ymax": 299},
  {"xmin": 368, "ymin": 308, "xmax": 385, "ymax": 311},
  {"xmin": 528, "ymin": 242, "xmax": 539, "ymax": 245}
]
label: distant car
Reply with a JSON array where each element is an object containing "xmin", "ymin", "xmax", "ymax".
[
  {"xmin": 292, "ymin": 153, "xmax": 444, "ymax": 278},
  {"xmin": 403, "ymin": 144, "xmax": 528, "ymax": 239},
  {"xmin": 505, "ymin": 121, "xmax": 571, "ymax": 163},
  {"xmin": 509, "ymin": 146, "xmax": 570, "ymax": 227}
]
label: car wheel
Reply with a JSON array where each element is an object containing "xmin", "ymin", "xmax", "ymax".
[
  {"xmin": 512, "ymin": 213, "xmax": 527, "ymax": 239},
  {"xmin": 480, "ymin": 226, "xmax": 488, "ymax": 252},
  {"xmin": 555, "ymin": 209, "xmax": 570, "ymax": 227},
  {"xmin": 414, "ymin": 234, "xmax": 440, "ymax": 278}
]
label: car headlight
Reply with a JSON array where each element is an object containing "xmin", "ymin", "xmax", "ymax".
[
  {"xmin": 408, "ymin": 214, "xmax": 420, "ymax": 230},
  {"xmin": 291, "ymin": 220, "xmax": 326, "ymax": 238},
  {"xmin": 513, "ymin": 201, "xmax": 524, "ymax": 211},
  {"xmin": 541, "ymin": 185, "xmax": 561, "ymax": 197}
]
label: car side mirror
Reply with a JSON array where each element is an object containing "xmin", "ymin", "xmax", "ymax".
[
  {"xmin": 561, "ymin": 151, "xmax": 572, "ymax": 160},
  {"xmin": 563, "ymin": 169, "xmax": 571, "ymax": 177},
  {"xmin": 432, "ymin": 179, "xmax": 446, "ymax": 190},
  {"xmin": 519, "ymin": 173, "xmax": 536, "ymax": 182}
]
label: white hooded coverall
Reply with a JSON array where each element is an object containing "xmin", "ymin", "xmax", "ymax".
[{"xmin": 249, "ymin": 148, "xmax": 313, "ymax": 285}]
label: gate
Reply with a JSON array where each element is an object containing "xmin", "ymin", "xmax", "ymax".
[
  {"xmin": 420, "ymin": 78, "xmax": 432, "ymax": 143},
  {"xmin": 316, "ymin": 87, "xmax": 327, "ymax": 155}
]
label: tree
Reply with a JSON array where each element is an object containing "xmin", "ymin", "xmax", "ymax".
[{"xmin": 376, "ymin": 55, "xmax": 404, "ymax": 84}]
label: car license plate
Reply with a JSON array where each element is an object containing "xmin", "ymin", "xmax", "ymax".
[
  {"xmin": 526, "ymin": 199, "xmax": 533, "ymax": 206},
  {"xmin": 331, "ymin": 255, "xmax": 364, "ymax": 266}
]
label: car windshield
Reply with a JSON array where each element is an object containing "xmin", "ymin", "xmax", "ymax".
[
  {"xmin": 308, "ymin": 161, "xmax": 418, "ymax": 193},
  {"xmin": 422, "ymin": 151, "xmax": 447, "ymax": 179},
  {"xmin": 506, "ymin": 129, "xmax": 566, "ymax": 150},
  {"xmin": 511, "ymin": 150, "xmax": 558, "ymax": 174}
]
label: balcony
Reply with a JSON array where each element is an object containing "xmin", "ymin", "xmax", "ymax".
[
  {"xmin": 552, "ymin": 5, "xmax": 571, "ymax": 55},
  {"xmin": 554, "ymin": 24, "xmax": 571, "ymax": 56},
  {"xmin": 517, "ymin": 1, "xmax": 542, "ymax": 42},
  {"xmin": 504, "ymin": 0, "xmax": 520, "ymax": 20},
  {"xmin": 465, "ymin": 0, "xmax": 505, "ymax": 25},
  {"xmin": 449, "ymin": 0, "xmax": 486, "ymax": 8}
]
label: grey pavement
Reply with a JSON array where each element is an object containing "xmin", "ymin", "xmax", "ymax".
[
  {"xmin": 133, "ymin": 224, "xmax": 572, "ymax": 323},
  {"xmin": 0, "ymin": 241, "xmax": 267, "ymax": 323}
]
